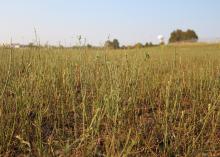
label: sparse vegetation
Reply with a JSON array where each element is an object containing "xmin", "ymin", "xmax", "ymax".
[{"xmin": 0, "ymin": 44, "xmax": 220, "ymax": 156}]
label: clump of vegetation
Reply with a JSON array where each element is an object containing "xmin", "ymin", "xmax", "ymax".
[
  {"xmin": 104, "ymin": 39, "xmax": 156, "ymax": 50},
  {"xmin": 145, "ymin": 42, "xmax": 154, "ymax": 47},
  {"xmin": 0, "ymin": 44, "xmax": 220, "ymax": 156},
  {"xmin": 133, "ymin": 43, "xmax": 144, "ymax": 49},
  {"xmin": 169, "ymin": 29, "xmax": 199, "ymax": 43},
  {"xmin": 104, "ymin": 39, "xmax": 120, "ymax": 49}
]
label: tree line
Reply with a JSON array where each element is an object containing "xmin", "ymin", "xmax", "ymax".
[
  {"xmin": 103, "ymin": 29, "xmax": 198, "ymax": 49},
  {"xmin": 1, "ymin": 29, "xmax": 198, "ymax": 49},
  {"xmin": 104, "ymin": 39, "xmax": 157, "ymax": 49}
]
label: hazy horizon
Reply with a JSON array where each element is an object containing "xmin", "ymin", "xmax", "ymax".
[{"xmin": 0, "ymin": 0, "xmax": 220, "ymax": 46}]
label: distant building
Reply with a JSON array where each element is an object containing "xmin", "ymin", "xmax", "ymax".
[
  {"xmin": 11, "ymin": 43, "xmax": 21, "ymax": 48},
  {"xmin": 0, "ymin": 43, "xmax": 22, "ymax": 48}
]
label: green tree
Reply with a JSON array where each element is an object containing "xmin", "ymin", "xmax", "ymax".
[
  {"xmin": 149, "ymin": 42, "xmax": 153, "ymax": 47},
  {"xmin": 104, "ymin": 39, "xmax": 120, "ymax": 49},
  {"xmin": 134, "ymin": 43, "xmax": 144, "ymax": 49},
  {"xmin": 104, "ymin": 40, "xmax": 113, "ymax": 49},
  {"xmin": 185, "ymin": 29, "xmax": 198, "ymax": 42},
  {"xmin": 87, "ymin": 44, "xmax": 92, "ymax": 48},
  {"xmin": 169, "ymin": 29, "xmax": 198, "ymax": 43},
  {"xmin": 28, "ymin": 42, "xmax": 34, "ymax": 47},
  {"xmin": 112, "ymin": 39, "xmax": 120, "ymax": 49},
  {"xmin": 145, "ymin": 42, "xmax": 149, "ymax": 47}
]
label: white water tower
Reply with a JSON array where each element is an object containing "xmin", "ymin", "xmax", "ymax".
[{"xmin": 158, "ymin": 35, "xmax": 164, "ymax": 44}]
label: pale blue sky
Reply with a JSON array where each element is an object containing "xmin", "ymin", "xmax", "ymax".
[{"xmin": 0, "ymin": 0, "xmax": 219, "ymax": 46}]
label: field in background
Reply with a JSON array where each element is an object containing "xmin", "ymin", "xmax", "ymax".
[{"xmin": 0, "ymin": 44, "xmax": 220, "ymax": 156}]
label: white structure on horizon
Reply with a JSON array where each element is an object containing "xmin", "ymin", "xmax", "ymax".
[
  {"xmin": 158, "ymin": 35, "xmax": 165, "ymax": 44},
  {"xmin": 12, "ymin": 43, "xmax": 21, "ymax": 48},
  {"xmin": 1, "ymin": 43, "xmax": 22, "ymax": 48}
]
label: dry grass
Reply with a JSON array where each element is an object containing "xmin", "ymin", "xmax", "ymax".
[{"xmin": 0, "ymin": 44, "xmax": 220, "ymax": 156}]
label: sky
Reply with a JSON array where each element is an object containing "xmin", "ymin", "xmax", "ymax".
[{"xmin": 0, "ymin": 0, "xmax": 220, "ymax": 46}]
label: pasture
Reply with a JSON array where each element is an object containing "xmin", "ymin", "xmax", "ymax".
[{"xmin": 0, "ymin": 44, "xmax": 220, "ymax": 156}]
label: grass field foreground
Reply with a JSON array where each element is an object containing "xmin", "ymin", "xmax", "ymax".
[{"xmin": 0, "ymin": 44, "xmax": 220, "ymax": 156}]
